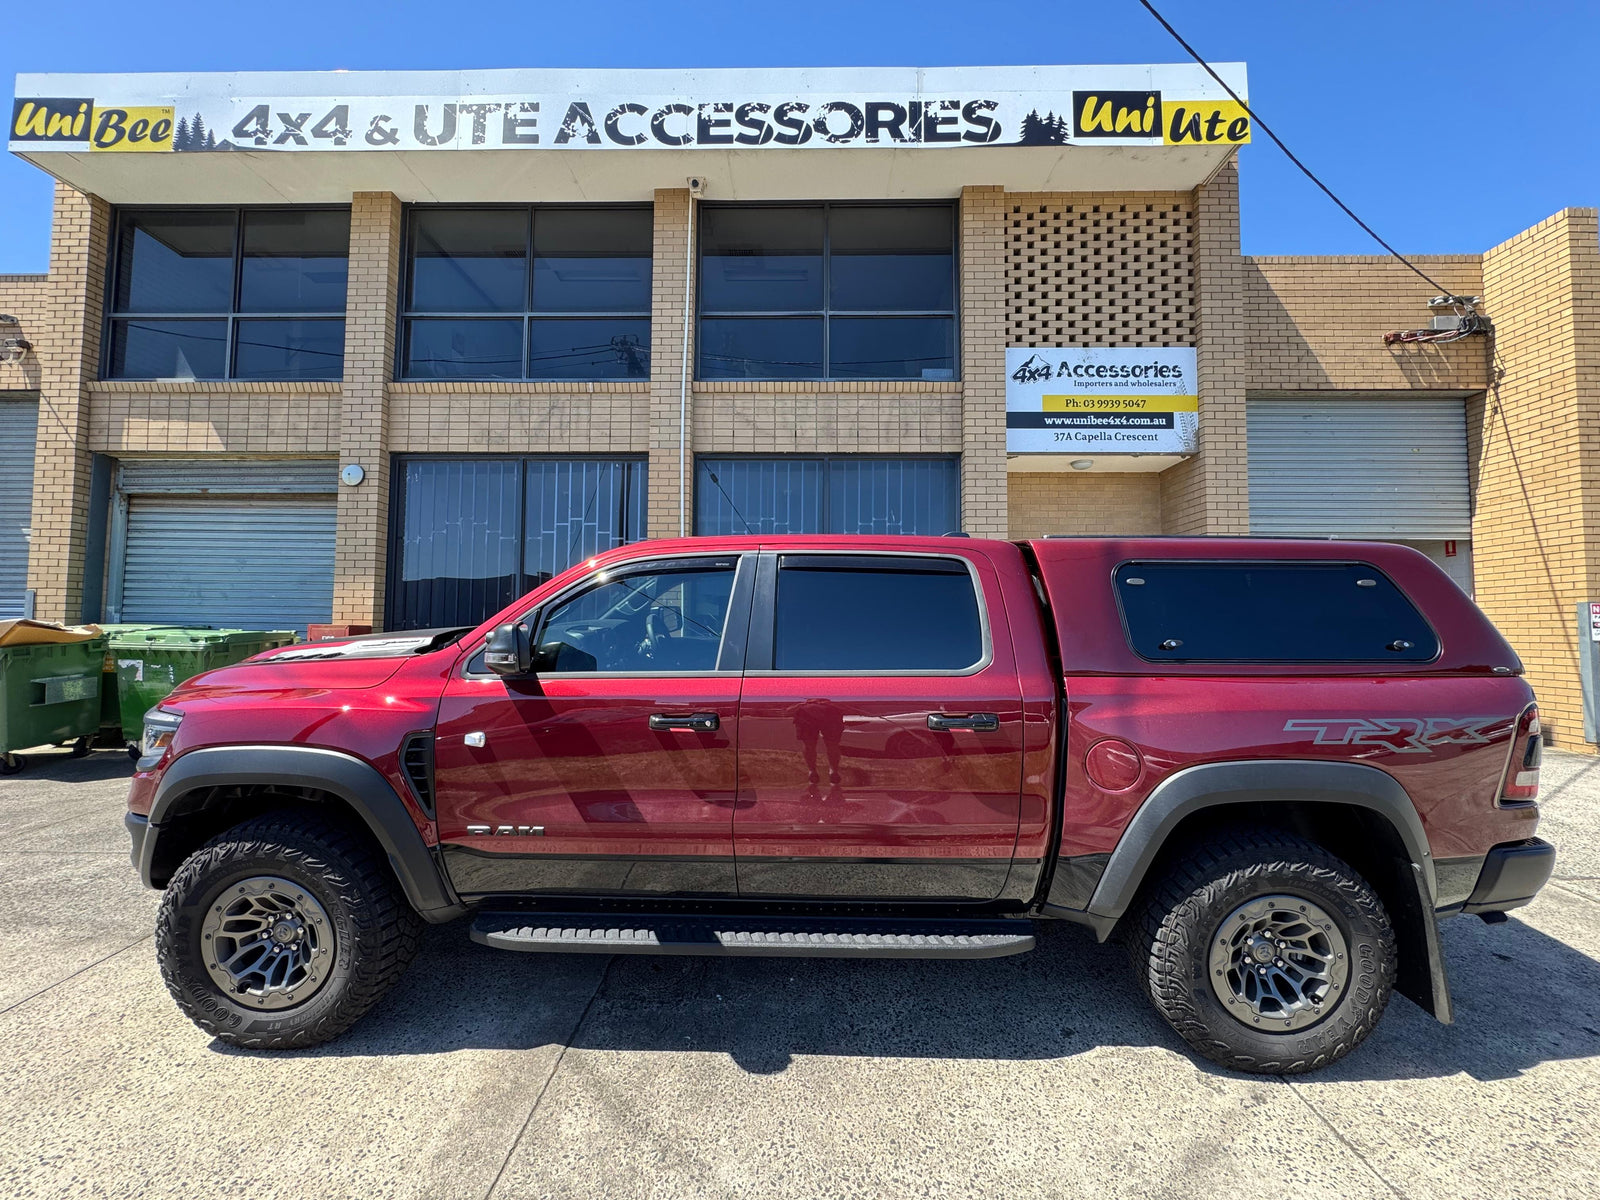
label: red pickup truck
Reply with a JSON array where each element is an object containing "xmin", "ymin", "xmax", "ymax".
[{"xmin": 125, "ymin": 535, "xmax": 1553, "ymax": 1074}]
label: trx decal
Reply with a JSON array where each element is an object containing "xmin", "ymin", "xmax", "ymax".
[{"xmin": 1283, "ymin": 716, "xmax": 1505, "ymax": 754}]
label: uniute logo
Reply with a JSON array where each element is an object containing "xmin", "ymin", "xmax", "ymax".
[
  {"xmin": 1072, "ymin": 91, "xmax": 1161, "ymax": 138},
  {"xmin": 11, "ymin": 98, "xmax": 93, "ymax": 142}
]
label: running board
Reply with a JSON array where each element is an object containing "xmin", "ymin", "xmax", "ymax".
[{"xmin": 470, "ymin": 913, "xmax": 1036, "ymax": 959}]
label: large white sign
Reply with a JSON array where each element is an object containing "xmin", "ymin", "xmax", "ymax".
[
  {"xmin": 1006, "ymin": 347, "xmax": 1198, "ymax": 455},
  {"xmin": 9, "ymin": 65, "xmax": 1249, "ymax": 154}
]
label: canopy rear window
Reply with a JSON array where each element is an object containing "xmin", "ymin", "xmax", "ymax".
[{"xmin": 1114, "ymin": 560, "xmax": 1439, "ymax": 663}]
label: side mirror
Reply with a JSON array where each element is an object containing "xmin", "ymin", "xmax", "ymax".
[{"xmin": 484, "ymin": 622, "xmax": 532, "ymax": 676}]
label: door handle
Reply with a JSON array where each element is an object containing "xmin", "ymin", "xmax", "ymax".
[
  {"xmin": 927, "ymin": 712, "xmax": 1000, "ymax": 732},
  {"xmin": 649, "ymin": 712, "xmax": 721, "ymax": 733}
]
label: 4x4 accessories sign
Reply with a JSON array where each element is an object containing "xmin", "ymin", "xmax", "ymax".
[
  {"xmin": 10, "ymin": 67, "xmax": 1250, "ymax": 154},
  {"xmin": 1006, "ymin": 347, "xmax": 1199, "ymax": 456}
]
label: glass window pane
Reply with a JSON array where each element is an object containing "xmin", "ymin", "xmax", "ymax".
[
  {"xmin": 829, "ymin": 206, "xmax": 954, "ymax": 311},
  {"xmin": 828, "ymin": 458, "xmax": 960, "ymax": 535},
  {"xmin": 532, "ymin": 209, "xmax": 652, "ymax": 313},
  {"xmin": 114, "ymin": 211, "xmax": 235, "ymax": 313},
  {"xmin": 523, "ymin": 459, "xmax": 647, "ymax": 586},
  {"xmin": 774, "ymin": 561, "xmax": 983, "ymax": 671},
  {"xmin": 239, "ymin": 210, "xmax": 350, "ymax": 313},
  {"xmin": 698, "ymin": 317, "xmax": 823, "ymax": 380},
  {"xmin": 696, "ymin": 458, "xmax": 824, "ymax": 535},
  {"xmin": 1114, "ymin": 562, "xmax": 1440, "ymax": 662},
  {"xmin": 392, "ymin": 459, "xmax": 524, "ymax": 631},
  {"xmin": 528, "ymin": 318, "xmax": 650, "ymax": 380},
  {"xmin": 234, "ymin": 318, "xmax": 346, "ymax": 381},
  {"xmin": 828, "ymin": 316, "xmax": 955, "ymax": 380},
  {"xmin": 403, "ymin": 319, "xmax": 523, "ymax": 379},
  {"xmin": 700, "ymin": 207, "xmax": 823, "ymax": 312},
  {"xmin": 537, "ymin": 565, "xmax": 736, "ymax": 673},
  {"xmin": 109, "ymin": 319, "xmax": 228, "ymax": 380},
  {"xmin": 409, "ymin": 209, "xmax": 527, "ymax": 313}
]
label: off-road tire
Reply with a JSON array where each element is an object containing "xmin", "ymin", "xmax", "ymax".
[
  {"xmin": 1131, "ymin": 828, "xmax": 1396, "ymax": 1075},
  {"xmin": 156, "ymin": 811, "xmax": 423, "ymax": 1049}
]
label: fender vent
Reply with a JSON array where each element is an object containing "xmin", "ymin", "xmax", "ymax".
[{"xmin": 401, "ymin": 733, "xmax": 435, "ymax": 815}]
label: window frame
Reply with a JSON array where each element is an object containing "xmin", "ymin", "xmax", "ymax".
[
  {"xmin": 692, "ymin": 453, "xmax": 962, "ymax": 536},
  {"xmin": 695, "ymin": 199, "xmax": 960, "ymax": 383},
  {"xmin": 385, "ymin": 452, "xmax": 650, "ymax": 632},
  {"xmin": 1110, "ymin": 558, "xmax": 1444, "ymax": 665},
  {"xmin": 103, "ymin": 204, "xmax": 351, "ymax": 382},
  {"xmin": 744, "ymin": 549, "xmax": 993, "ymax": 677},
  {"xmin": 397, "ymin": 203, "xmax": 654, "ymax": 382}
]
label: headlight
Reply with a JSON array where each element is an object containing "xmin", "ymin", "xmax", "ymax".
[{"xmin": 140, "ymin": 709, "xmax": 183, "ymax": 761}]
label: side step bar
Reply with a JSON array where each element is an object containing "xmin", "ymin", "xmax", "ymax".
[{"xmin": 470, "ymin": 913, "xmax": 1036, "ymax": 959}]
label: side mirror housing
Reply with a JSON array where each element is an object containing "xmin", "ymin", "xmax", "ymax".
[{"xmin": 484, "ymin": 622, "xmax": 532, "ymax": 676}]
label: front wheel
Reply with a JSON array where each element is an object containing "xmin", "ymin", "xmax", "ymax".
[
  {"xmin": 155, "ymin": 812, "xmax": 422, "ymax": 1049},
  {"xmin": 1131, "ymin": 829, "xmax": 1396, "ymax": 1075}
]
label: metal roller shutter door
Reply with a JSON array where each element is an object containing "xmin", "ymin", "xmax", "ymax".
[
  {"xmin": 119, "ymin": 495, "xmax": 336, "ymax": 631},
  {"xmin": 0, "ymin": 399, "xmax": 39, "ymax": 619},
  {"xmin": 1247, "ymin": 398, "xmax": 1472, "ymax": 539}
]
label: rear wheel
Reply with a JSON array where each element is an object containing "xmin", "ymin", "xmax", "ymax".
[
  {"xmin": 156, "ymin": 812, "xmax": 422, "ymax": 1049},
  {"xmin": 1131, "ymin": 829, "xmax": 1396, "ymax": 1074}
]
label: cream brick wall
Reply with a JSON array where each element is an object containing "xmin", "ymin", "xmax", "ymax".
[
  {"xmin": 0, "ymin": 274, "xmax": 50, "ymax": 397},
  {"xmin": 333, "ymin": 192, "xmax": 402, "ymax": 627},
  {"xmin": 649, "ymin": 189, "xmax": 693, "ymax": 538},
  {"xmin": 960, "ymin": 185, "xmax": 1008, "ymax": 537},
  {"xmin": 1160, "ymin": 159, "xmax": 1248, "ymax": 536},
  {"xmin": 388, "ymin": 382, "xmax": 650, "ymax": 454},
  {"xmin": 692, "ymin": 381, "xmax": 961, "ymax": 454},
  {"xmin": 1008, "ymin": 472, "xmax": 1163, "ymax": 538},
  {"xmin": 24, "ymin": 184, "xmax": 108, "ymax": 621},
  {"xmin": 86, "ymin": 382, "xmax": 340, "ymax": 453},
  {"xmin": 1244, "ymin": 255, "xmax": 1487, "ymax": 392},
  {"xmin": 1474, "ymin": 208, "xmax": 1600, "ymax": 752}
]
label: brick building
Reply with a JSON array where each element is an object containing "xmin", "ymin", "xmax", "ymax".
[{"xmin": 4, "ymin": 65, "xmax": 1599, "ymax": 748}]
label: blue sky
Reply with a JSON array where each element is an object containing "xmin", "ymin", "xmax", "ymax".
[{"xmin": 2, "ymin": 0, "xmax": 1594, "ymax": 274}]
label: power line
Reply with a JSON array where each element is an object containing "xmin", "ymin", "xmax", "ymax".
[{"xmin": 1133, "ymin": 0, "xmax": 1452, "ymax": 295}]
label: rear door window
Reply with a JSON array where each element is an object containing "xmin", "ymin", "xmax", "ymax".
[
  {"xmin": 772, "ymin": 555, "xmax": 985, "ymax": 672},
  {"xmin": 1114, "ymin": 561, "xmax": 1439, "ymax": 662}
]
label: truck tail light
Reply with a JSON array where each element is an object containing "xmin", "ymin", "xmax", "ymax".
[{"xmin": 1501, "ymin": 705, "xmax": 1542, "ymax": 803}]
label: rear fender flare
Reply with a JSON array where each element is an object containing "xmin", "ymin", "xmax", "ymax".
[
  {"xmin": 1082, "ymin": 759, "xmax": 1450, "ymax": 1022},
  {"xmin": 145, "ymin": 744, "xmax": 464, "ymax": 923}
]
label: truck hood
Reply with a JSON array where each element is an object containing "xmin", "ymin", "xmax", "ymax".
[{"xmin": 166, "ymin": 628, "xmax": 471, "ymax": 699}]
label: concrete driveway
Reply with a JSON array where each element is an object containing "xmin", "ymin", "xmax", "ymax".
[{"xmin": 1, "ymin": 750, "xmax": 1597, "ymax": 1199}]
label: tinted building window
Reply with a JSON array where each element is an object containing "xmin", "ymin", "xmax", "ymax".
[
  {"xmin": 698, "ymin": 204, "xmax": 956, "ymax": 381},
  {"xmin": 402, "ymin": 207, "xmax": 652, "ymax": 380},
  {"xmin": 696, "ymin": 456, "xmax": 959, "ymax": 536},
  {"xmin": 389, "ymin": 456, "xmax": 647, "ymax": 630},
  {"xmin": 1114, "ymin": 561, "xmax": 1440, "ymax": 662},
  {"xmin": 107, "ymin": 208, "xmax": 349, "ymax": 380},
  {"xmin": 773, "ymin": 557, "xmax": 983, "ymax": 672}
]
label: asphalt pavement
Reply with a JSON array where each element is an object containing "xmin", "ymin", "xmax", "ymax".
[{"xmin": 1, "ymin": 747, "xmax": 1597, "ymax": 1198}]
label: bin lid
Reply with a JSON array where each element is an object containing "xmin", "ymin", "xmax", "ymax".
[
  {"xmin": 109, "ymin": 628, "xmax": 296, "ymax": 648},
  {"xmin": 0, "ymin": 619, "xmax": 104, "ymax": 647}
]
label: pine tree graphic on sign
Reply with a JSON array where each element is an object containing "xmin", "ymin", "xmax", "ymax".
[{"xmin": 1018, "ymin": 110, "xmax": 1070, "ymax": 146}]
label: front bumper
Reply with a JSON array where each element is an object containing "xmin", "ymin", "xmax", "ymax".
[
  {"xmin": 1463, "ymin": 837, "xmax": 1555, "ymax": 915},
  {"xmin": 125, "ymin": 812, "xmax": 151, "ymax": 882}
]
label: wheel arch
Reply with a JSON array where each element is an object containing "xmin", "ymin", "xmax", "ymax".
[
  {"xmin": 1072, "ymin": 760, "xmax": 1451, "ymax": 1023},
  {"xmin": 143, "ymin": 745, "xmax": 465, "ymax": 924}
]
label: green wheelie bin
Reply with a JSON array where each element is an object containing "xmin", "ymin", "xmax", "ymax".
[
  {"xmin": 0, "ymin": 634, "xmax": 107, "ymax": 774},
  {"xmin": 109, "ymin": 628, "xmax": 297, "ymax": 754},
  {"xmin": 95, "ymin": 624, "xmax": 190, "ymax": 747}
]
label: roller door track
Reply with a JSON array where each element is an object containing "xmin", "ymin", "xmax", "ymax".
[{"xmin": 118, "ymin": 495, "xmax": 336, "ymax": 631}]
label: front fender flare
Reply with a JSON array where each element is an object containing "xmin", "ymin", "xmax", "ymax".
[{"xmin": 145, "ymin": 744, "xmax": 465, "ymax": 923}]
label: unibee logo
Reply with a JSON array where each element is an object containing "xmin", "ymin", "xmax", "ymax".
[
  {"xmin": 89, "ymin": 105, "xmax": 176, "ymax": 152},
  {"xmin": 11, "ymin": 98, "xmax": 93, "ymax": 142},
  {"xmin": 1072, "ymin": 91, "xmax": 1162, "ymax": 138}
]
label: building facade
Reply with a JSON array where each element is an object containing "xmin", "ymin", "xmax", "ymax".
[{"xmin": 4, "ymin": 66, "xmax": 1599, "ymax": 748}]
